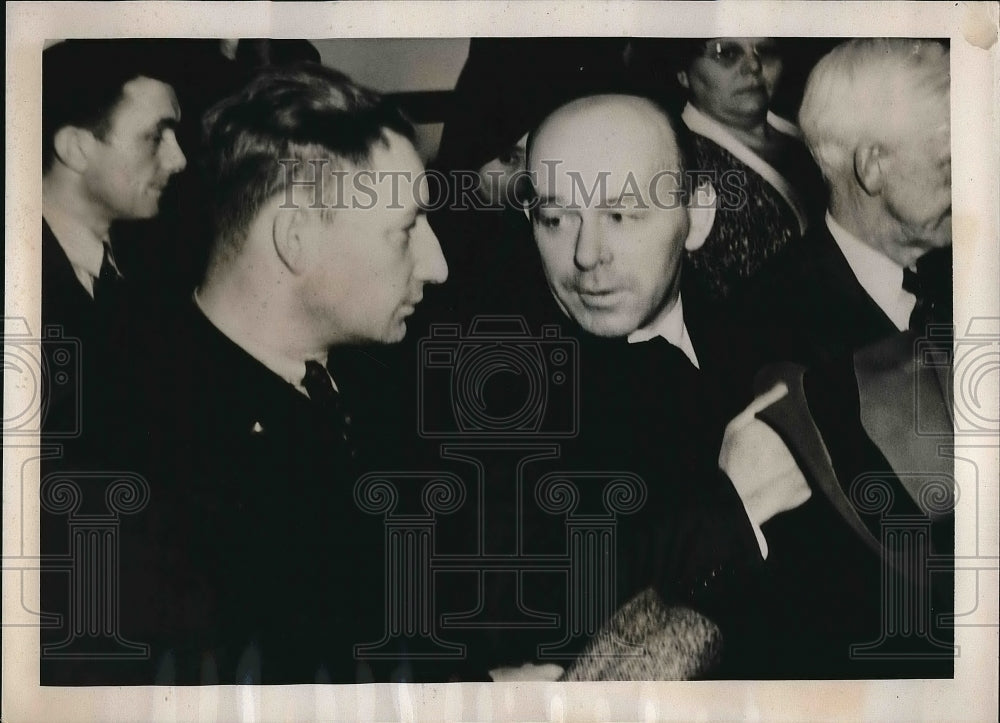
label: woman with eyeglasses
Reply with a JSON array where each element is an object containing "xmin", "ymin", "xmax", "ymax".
[{"xmin": 673, "ymin": 38, "xmax": 826, "ymax": 307}]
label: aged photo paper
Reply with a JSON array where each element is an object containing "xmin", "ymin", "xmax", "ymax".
[{"xmin": 5, "ymin": 1, "xmax": 999, "ymax": 720}]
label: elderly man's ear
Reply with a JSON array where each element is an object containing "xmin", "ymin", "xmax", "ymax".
[
  {"xmin": 853, "ymin": 144, "xmax": 886, "ymax": 195},
  {"xmin": 52, "ymin": 126, "xmax": 95, "ymax": 173},
  {"xmin": 684, "ymin": 181, "xmax": 717, "ymax": 252}
]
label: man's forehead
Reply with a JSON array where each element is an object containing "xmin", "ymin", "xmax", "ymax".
[
  {"xmin": 531, "ymin": 102, "xmax": 678, "ymax": 169},
  {"xmin": 116, "ymin": 76, "xmax": 181, "ymax": 119},
  {"xmin": 530, "ymin": 136, "xmax": 681, "ymax": 201}
]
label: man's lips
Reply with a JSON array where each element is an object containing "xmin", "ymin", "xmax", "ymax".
[
  {"xmin": 400, "ymin": 296, "xmax": 423, "ymax": 314},
  {"xmin": 575, "ymin": 287, "xmax": 623, "ymax": 308}
]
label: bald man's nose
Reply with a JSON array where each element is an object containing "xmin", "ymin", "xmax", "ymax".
[{"xmin": 574, "ymin": 218, "xmax": 608, "ymax": 270}]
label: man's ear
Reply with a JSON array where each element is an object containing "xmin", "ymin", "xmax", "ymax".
[
  {"xmin": 677, "ymin": 70, "xmax": 690, "ymax": 91},
  {"xmin": 684, "ymin": 182, "xmax": 717, "ymax": 252},
  {"xmin": 853, "ymin": 144, "xmax": 885, "ymax": 196},
  {"xmin": 52, "ymin": 126, "xmax": 93, "ymax": 173},
  {"xmin": 271, "ymin": 207, "xmax": 310, "ymax": 274}
]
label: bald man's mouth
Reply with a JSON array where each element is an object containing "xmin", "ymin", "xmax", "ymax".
[{"xmin": 576, "ymin": 287, "xmax": 624, "ymax": 309}]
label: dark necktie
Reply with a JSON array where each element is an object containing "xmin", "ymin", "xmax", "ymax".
[
  {"xmin": 302, "ymin": 360, "xmax": 354, "ymax": 455},
  {"xmin": 93, "ymin": 243, "xmax": 122, "ymax": 305},
  {"xmin": 902, "ymin": 265, "xmax": 929, "ymax": 333}
]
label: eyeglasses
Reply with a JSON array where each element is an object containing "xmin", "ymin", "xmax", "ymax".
[{"xmin": 702, "ymin": 40, "xmax": 781, "ymax": 68}]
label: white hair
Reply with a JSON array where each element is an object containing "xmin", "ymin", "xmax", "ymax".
[{"xmin": 798, "ymin": 38, "xmax": 950, "ymax": 181}]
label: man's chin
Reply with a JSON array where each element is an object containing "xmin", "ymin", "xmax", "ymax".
[
  {"xmin": 128, "ymin": 203, "xmax": 161, "ymax": 221},
  {"xmin": 574, "ymin": 312, "xmax": 635, "ymax": 339},
  {"xmin": 384, "ymin": 320, "xmax": 408, "ymax": 344}
]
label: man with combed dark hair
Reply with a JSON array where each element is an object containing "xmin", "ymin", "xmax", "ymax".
[
  {"xmin": 41, "ymin": 40, "xmax": 187, "ymax": 340},
  {"xmin": 42, "ymin": 63, "xmax": 447, "ymax": 685}
]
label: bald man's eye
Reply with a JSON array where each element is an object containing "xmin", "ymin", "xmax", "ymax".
[
  {"xmin": 605, "ymin": 211, "xmax": 642, "ymax": 225},
  {"xmin": 535, "ymin": 211, "xmax": 565, "ymax": 230}
]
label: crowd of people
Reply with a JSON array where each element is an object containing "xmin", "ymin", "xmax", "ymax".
[{"xmin": 37, "ymin": 37, "xmax": 954, "ymax": 684}]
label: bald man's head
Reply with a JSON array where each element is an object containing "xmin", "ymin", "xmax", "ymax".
[
  {"xmin": 529, "ymin": 95, "xmax": 689, "ymax": 188},
  {"xmin": 526, "ymin": 94, "xmax": 715, "ymax": 338}
]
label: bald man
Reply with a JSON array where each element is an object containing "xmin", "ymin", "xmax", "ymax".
[
  {"xmin": 527, "ymin": 94, "xmax": 718, "ymax": 362},
  {"xmin": 524, "ymin": 93, "xmax": 778, "ymax": 424},
  {"xmin": 456, "ymin": 94, "xmax": 811, "ymax": 677}
]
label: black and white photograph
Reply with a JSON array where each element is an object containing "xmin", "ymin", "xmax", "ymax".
[{"xmin": 4, "ymin": 2, "xmax": 998, "ymax": 720}]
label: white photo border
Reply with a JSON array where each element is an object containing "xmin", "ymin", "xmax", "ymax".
[{"xmin": 5, "ymin": 2, "xmax": 998, "ymax": 720}]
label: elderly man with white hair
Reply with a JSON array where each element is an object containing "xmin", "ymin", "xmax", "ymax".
[
  {"xmin": 746, "ymin": 38, "xmax": 951, "ymax": 367},
  {"xmin": 732, "ymin": 38, "xmax": 954, "ymax": 680}
]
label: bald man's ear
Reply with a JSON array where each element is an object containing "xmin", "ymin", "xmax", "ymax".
[
  {"xmin": 854, "ymin": 144, "xmax": 885, "ymax": 196},
  {"xmin": 272, "ymin": 207, "xmax": 309, "ymax": 274},
  {"xmin": 52, "ymin": 126, "xmax": 93, "ymax": 174},
  {"xmin": 677, "ymin": 70, "xmax": 690, "ymax": 91},
  {"xmin": 684, "ymin": 182, "xmax": 717, "ymax": 252}
]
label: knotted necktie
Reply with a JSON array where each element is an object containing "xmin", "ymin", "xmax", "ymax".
[
  {"xmin": 302, "ymin": 360, "xmax": 354, "ymax": 455},
  {"xmin": 93, "ymin": 243, "xmax": 122, "ymax": 305}
]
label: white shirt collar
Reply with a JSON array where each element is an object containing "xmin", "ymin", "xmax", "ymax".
[
  {"xmin": 42, "ymin": 202, "xmax": 117, "ymax": 298},
  {"xmin": 825, "ymin": 212, "xmax": 914, "ymax": 332},
  {"xmin": 627, "ymin": 294, "xmax": 701, "ymax": 369}
]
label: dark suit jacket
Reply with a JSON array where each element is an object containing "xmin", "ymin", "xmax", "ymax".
[
  {"xmin": 724, "ymin": 220, "xmax": 955, "ymax": 679},
  {"xmin": 41, "ymin": 301, "xmax": 420, "ymax": 685},
  {"xmin": 738, "ymin": 220, "xmax": 900, "ymax": 373},
  {"xmin": 403, "ymin": 286, "xmax": 765, "ymax": 674},
  {"xmin": 41, "ymin": 219, "xmax": 95, "ymax": 342},
  {"xmin": 40, "ymin": 219, "xmax": 177, "ymax": 443}
]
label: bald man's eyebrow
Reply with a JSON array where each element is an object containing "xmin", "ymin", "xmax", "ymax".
[
  {"xmin": 603, "ymin": 193, "xmax": 645, "ymax": 209},
  {"xmin": 534, "ymin": 193, "xmax": 645, "ymax": 211}
]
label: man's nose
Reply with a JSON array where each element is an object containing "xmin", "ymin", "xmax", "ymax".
[
  {"xmin": 413, "ymin": 217, "xmax": 449, "ymax": 285},
  {"xmin": 742, "ymin": 48, "xmax": 764, "ymax": 75},
  {"xmin": 161, "ymin": 129, "xmax": 187, "ymax": 174},
  {"xmin": 573, "ymin": 217, "xmax": 608, "ymax": 271}
]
